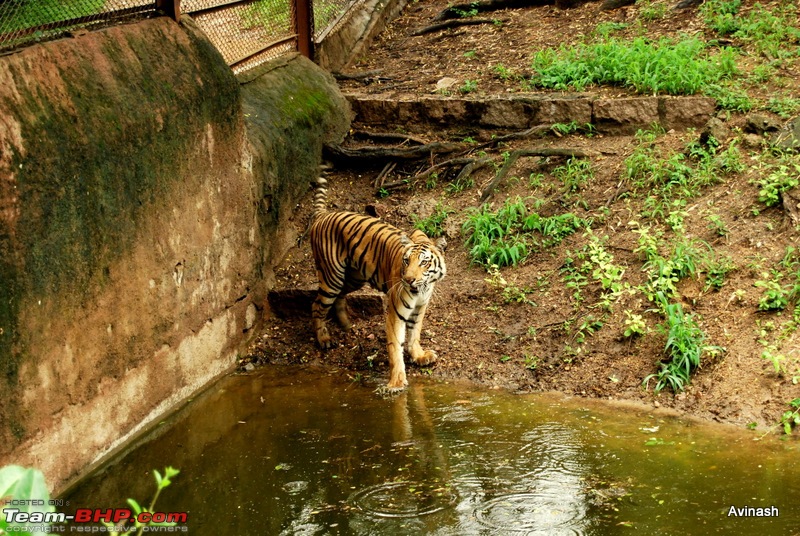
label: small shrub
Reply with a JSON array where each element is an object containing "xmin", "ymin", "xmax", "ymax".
[
  {"xmin": 623, "ymin": 310, "xmax": 647, "ymax": 338},
  {"xmin": 756, "ymin": 164, "xmax": 800, "ymax": 208},
  {"xmin": 644, "ymin": 303, "xmax": 718, "ymax": 392},
  {"xmin": 459, "ymin": 80, "xmax": 478, "ymax": 94},
  {"xmin": 413, "ymin": 203, "xmax": 453, "ymax": 238},
  {"xmin": 553, "ymin": 158, "xmax": 594, "ymax": 193}
]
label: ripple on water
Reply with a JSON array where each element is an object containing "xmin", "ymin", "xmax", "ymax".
[
  {"xmin": 473, "ymin": 492, "xmax": 585, "ymax": 535},
  {"xmin": 349, "ymin": 481, "xmax": 458, "ymax": 518},
  {"xmin": 282, "ymin": 481, "xmax": 309, "ymax": 495}
]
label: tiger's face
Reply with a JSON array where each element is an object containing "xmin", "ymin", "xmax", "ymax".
[{"xmin": 401, "ymin": 243, "xmax": 446, "ymax": 295}]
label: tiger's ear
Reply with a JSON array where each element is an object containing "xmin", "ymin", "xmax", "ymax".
[
  {"xmin": 400, "ymin": 233, "xmax": 412, "ymax": 246},
  {"xmin": 435, "ymin": 236, "xmax": 448, "ymax": 252}
]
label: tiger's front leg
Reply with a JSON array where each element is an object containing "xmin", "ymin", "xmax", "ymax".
[
  {"xmin": 385, "ymin": 310, "xmax": 408, "ymax": 391},
  {"xmin": 407, "ymin": 302, "xmax": 437, "ymax": 366}
]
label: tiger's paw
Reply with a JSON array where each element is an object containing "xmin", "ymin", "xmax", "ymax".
[
  {"xmin": 412, "ymin": 349, "xmax": 438, "ymax": 366},
  {"xmin": 374, "ymin": 384, "xmax": 406, "ymax": 396},
  {"xmin": 316, "ymin": 327, "xmax": 334, "ymax": 349}
]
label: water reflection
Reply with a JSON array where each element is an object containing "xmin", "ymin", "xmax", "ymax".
[{"xmin": 63, "ymin": 367, "xmax": 800, "ymax": 536}]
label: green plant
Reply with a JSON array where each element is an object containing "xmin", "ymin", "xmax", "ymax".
[
  {"xmin": 765, "ymin": 97, "xmax": 800, "ymax": 119},
  {"xmin": 756, "ymin": 163, "xmax": 800, "ymax": 208},
  {"xmin": 701, "ymin": 0, "xmax": 742, "ymax": 35},
  {"xmin": 553, "ymin": 158, "xmax": 594, "ymax": 193},
  {"xmin": 562, "ymin": 231, "xmax": 626, "ymax": 310},
  {"xmin": 485, "ymin": 265, "xmax": 537, "ymax": 306},
  {"xmin": 551, "ymin": 121, "xmax": 581, "ymax": 135},
  {"xmin": 118, "ymin": 467, "xmax": 181, "ymax": 536},
  {"xmin": 0, "ymin": 466, "xmax": 55, "ymax": 533},
  {"xmin": 594, "ymin": 21, "xmax": 628, "ymax": 38},
  {"xmin": 702, "ymin": 253, "xmax": 735, "ymax": 291},
  {"xmin": 706, "ymin": 213, "xmax": 729, "ymax": 237},
  {"xmin": 644, "ymin": 302, "xmax": 718, "ymax": 392},
  {"xmin": 623, "ymin": 310, "xmax": 647, "ymax": 338},
  {"xmin": 523, "ymin": 353, "xmax": 540, "ymax": 370},
  {"xmin": 755, "ymin": 271, "xmax": 791, "ymax": 311},
  {"xmin": 779, "ymin": 398, "xmax": 800, "ymax": 435},
  {"xmin": 492, "ymin": 63, "xmax": 518, "ymax": 80},
  {"xmin": 412, "ymin": 203, "xmax": 453, "ymax": 238},
  {"xmin": 463, "ymin": 198, "xmax": 590, "ymax": 267},
  {"xmin": 637, "ymin": 0, "xmax": 668, "ymax": 21},
  {"xmin": 522, "ymin": 212, "xmax": 591, "ymax": 246},
  {"xmin": 445, "ymin": 174, "xmax": 475, "ymax": 194},
  {"xmin": 0, "ymin": 466, "xmax": 180, "ymax": 535},
  {"xmin": 452, "ymin": 3, "xmax": 479, "ymax": 17},
  {"xmin": 574, "ymin": 314, "xmax": 604, "ymax": 344},
  {"xmin": 530, "ymin": 36, "xmax": 738, "ymax": 95},
  {"xmin": 459, "ymin": 80, "xmax": 478, "ymax": 94},
  {"xmin": 705, "ymin": 84, "xmax": 754, "ymax": 112}
]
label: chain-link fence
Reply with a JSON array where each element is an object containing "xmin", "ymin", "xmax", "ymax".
[
  {"xmin": 0, "ymin": 1, "xmax": 159, "ymax": 52},
  {"xmin": 0, "ymin": 0, "xmax": 362, "ymax": 73},
  {"xmin": 185, "ymin": 0, "xmax": 299, "ymax": 73}
]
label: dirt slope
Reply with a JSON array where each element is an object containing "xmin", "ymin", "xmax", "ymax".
[{"xmin": 245, "ymin": 0, "xmax": 800, "ymax": 437}]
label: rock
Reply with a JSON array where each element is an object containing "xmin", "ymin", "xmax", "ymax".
[
  {"xmin": 435, "ymin": 77, "xmax": 458, "ymax": 92},
  {"xmin": 741, "ymin": 133, "xmax": 765, "ymax": 150},
  {"xmin": 661, "ymin": 96, "xmax": 717, "ymax": 131},
  {"xmin": 700, "ymin": 116, "xmax": 730, "ymax": 145},
  {"xmin": 771, "ymin": 115, "xmax": 800, "ymax": 152},
  {"xmin": 745, "ymin": 113, "xmax": 781, "ymax": 134},
  {"xmin": 782, "ymin": 188, "xmax": 800, "ymax": 227},
  {"xmin": 593, "ymin": 97, "xmax": 659, "ymax": 135}
]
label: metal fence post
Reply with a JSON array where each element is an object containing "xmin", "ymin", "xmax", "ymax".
[
  {"xmin": 156, "ymin": 0, "xmax": 181, "ymax": 22},
  {"xmin": 293, "ymin": 0, "xmax": 314, "ymax": 60}
]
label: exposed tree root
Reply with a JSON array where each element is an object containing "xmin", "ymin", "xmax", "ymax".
[
  {"xmin": 480, "ymin": 147, "xmax": 600, "ymax": 202},
  {"xmin": 433, "ymin": 0, "xmax": 552, "ymax": 21},
  {"xmin": 465, "ymin": 124, "xmax": 553, "ymax": 153},
  {"xmin": 351, "ymin": 130, "xmax": 428, "ymax": 146},
  {"xmin": 324, "ymin": 142, "xmax": 463, "ymax": 166},
  {"xmin": 411, "ymin": 18, "xmax": 500, "ymax": 36}
]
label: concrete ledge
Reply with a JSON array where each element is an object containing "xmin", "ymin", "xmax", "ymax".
[{"xmin": 346, "ymin": 93, "xmax": 717, "ymax": 134}]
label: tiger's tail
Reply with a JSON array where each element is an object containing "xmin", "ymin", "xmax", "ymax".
[{"xmin": 311, "ymin": 170, "xmax": 330, "ymax": 222}]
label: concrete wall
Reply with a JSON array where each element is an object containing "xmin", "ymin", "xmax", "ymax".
[
  {"xmin": 315, "ymin": 0, "xmax": 408, "ymax": 72},
  {"xmin": 0, "ymin": 17, "xmax": 349, "ymax": 493}
]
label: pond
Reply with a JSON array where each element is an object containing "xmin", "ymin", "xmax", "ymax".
[{"xmin": 63, "ymin": 366, "xmax": 799, "ymax": 535}]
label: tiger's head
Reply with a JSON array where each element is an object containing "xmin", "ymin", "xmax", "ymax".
[{"xmin": 400, "ymin": 232, "xmax": 447, "ymax": 295}]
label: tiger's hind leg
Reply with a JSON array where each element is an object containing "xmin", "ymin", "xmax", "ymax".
[
  {"xmin": 312, "ymin": 292, "xmax": 336, "ymax": 349},
  {"xmin": 334, "ymin": 297, "xmax": 353, "ymax": 331},
  {"xmin": 312, "ymin": 269, "xmax": 344, "ymax": 349},
  {"xmin": 407, "ymin": 302, "xmax": 437, "ymax": 366}
]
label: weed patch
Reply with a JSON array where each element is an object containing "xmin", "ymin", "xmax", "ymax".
[{"xmin": 530, "ymin": 36, "xmax": 738, "ymax": 95}]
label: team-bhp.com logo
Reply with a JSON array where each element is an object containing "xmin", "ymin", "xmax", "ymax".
[{"xmin": 2, "ymin": 506, "xmax": 188, "ymax": 533}]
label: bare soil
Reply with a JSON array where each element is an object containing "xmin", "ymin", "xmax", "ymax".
[{"xmin": 245, "ymin": 0, "xmax": 800, "ymax": 435}]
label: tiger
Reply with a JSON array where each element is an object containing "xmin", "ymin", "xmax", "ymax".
[{"xmin": 308, "ymin": 173, "xmax": 447, "ymax": 391}]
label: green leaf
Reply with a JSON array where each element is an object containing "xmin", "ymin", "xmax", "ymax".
[
  {"xmin": 127, "ymin": 498, "xmax": 143, "ymax": 515},
  {"xmin": 0, "ymin": 466, "xmax": 54, "ymax": 531}
]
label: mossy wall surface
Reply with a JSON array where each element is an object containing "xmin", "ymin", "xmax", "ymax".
[{"xmin": 0, "ymin": 18, "xmax": 349, "ymax": 491}]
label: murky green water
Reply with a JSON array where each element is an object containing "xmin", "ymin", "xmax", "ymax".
[{"xmin": 64, "ymin": 367, "xmax": 800, "ymax": 535}]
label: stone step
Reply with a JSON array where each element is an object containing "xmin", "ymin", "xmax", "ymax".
[{"xmin": 345, "ymin": 93, "xmax": 717, "ymax": 135}]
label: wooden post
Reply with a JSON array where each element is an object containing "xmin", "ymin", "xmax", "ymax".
[
  {"xmin": 293, "ymin": 0, "xmax": 314, "ymax": 60},
  {"xmin": 156, "ymin": 0, "xmax": 181, "ymax": 22}
]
